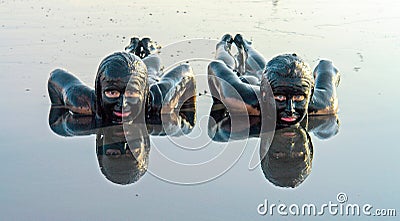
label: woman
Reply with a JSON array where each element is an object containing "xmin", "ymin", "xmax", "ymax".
[
  {"xmin": 208, "ymin": 34, "xmax": 340, "ymax": 128},
  {"xmin": 48, "ymin": 37, "xmax": 196, "ymax": 126}
]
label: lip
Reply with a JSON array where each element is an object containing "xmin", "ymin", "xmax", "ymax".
[
  {"xmin": 282, "ymin": 132, "xmax": 297, "ymax": 137},
  {"xmin": 281, "ymin": 116, "xmax": 298, "ymax": 122},
  {"xmin": 113, "ymin": 111, "xmax": 131, "ymax": 118}
]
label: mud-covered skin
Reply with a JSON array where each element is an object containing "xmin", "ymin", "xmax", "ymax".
[
  {"xmin": 262, "ymin": 54, "xmax": 314, "ymax": 127},
  {"xmin": 308, "ymin": 60, "xmax": 340, "ymax": 115},
  {"xmin": 147, "ymin": 64, "xmax": 196, "ymax": 126},
  {"xmin": 48, "ymin": 37, "xmax": 196, "ymax": 127},
  {"xmin": 95, "ymin": 52, "xmax": 148, "ymax": 125},
  {"xmin": 125, "ymin": 37, "xmax": 160, "ymax": 59},
  {"xmin": 48, "ymin": 69, "xmax": 95, "ymax": 115},
  {"xmin": 233, "ymin": 33, "xmax": 266, "ymax": 79},
  {"xmin": 208, "ymin": 34, "xmax": 340, "ymax": 127},
  {"xmin": 208, "ymin": 60, "xmax": 261, "ymax": 116},
  {"xmin": 208, "ymin": 34, "xmax": 263, "ymax": 116}
]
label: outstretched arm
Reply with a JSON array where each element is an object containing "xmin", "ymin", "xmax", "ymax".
[
  {"xmin": 48, "ymin": 69, "xmax": 95, "ymax": 115},
  {"xmin": 147, "ymin": 63, "xmax": 196, "ymax": 135},
  {"xmin": 207, "ymin": 34, "xmax": 261, "ymax": 116},
  {"xmin": 308, "ymin": 60, "xmax": 340, "ymax": 115},
  {"xmin": 208, "ymin": 60, "xmax": 260, "ymax": 116}
]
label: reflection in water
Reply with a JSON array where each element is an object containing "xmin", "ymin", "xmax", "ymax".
[
  {"xmin": 48, "ymin": 98, "xmax": 196, "ymax": 185},
  {"xmin": 260, "ymin": 126, "xmax": 313, "ymax": 188},
  {"xmin": 208, "ymin": 104, "xmax": 339, "ymax": 188},
  {"xmin": 96, "ymin": 124, "xmax": 150, "ymax": 185}
]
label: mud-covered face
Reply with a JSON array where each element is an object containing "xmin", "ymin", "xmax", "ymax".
[
  {"xmin": 270, "ymin": 77, "xmax": 312, "ymax": 127},
  {"xmin": 100, "ymin": 72, "xmax": 145, "ymax": 124}
]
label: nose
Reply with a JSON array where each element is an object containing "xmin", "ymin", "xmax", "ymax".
[
  {"xmin": 285, "ymin": 99, "xmax": 295, "ymax": 113},
  {"xmin": 113, "ymin": 96, "xmax": 124, "ymax": 111}
]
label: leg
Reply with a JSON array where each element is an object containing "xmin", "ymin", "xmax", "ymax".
[
  {"xmin": 48, "ymin": 69, "xmax": 95, "ymax": 115},
  {"xmin": 234, "ymin": 34, "xmax": 266, "ymax": 81},
  {"xmin": 215, "ymin": 34, "xmax": 237, "ymax": 70},
  {"xmin": 142, "ymin": 54, "xmax": 162, "ymax": 78},
  {"xmin": 308, "ymin": 60, "xmax": 340, "ymax": 115},
  {"xmin": 157, "ymin": 64, "xmax": 196, "ymax": 111},
  {"xmin": 208, "ymin": 60, "xmax": 260, "ymax": 116}
]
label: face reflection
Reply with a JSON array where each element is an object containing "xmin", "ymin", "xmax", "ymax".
[
  {"xmin": 269, "ymin": 126, "xmax": 309, "ymax": 157},
  {"xmin": 261, "ymin": 126, "xmax": 313, "ymax": 188},
  {"xmin": 270, "ymin": 77, "xmax": 312, "ymax": 127},
  {"xmin": 101, "ymin": 72, "xmax": 144, "ymax": 124}
]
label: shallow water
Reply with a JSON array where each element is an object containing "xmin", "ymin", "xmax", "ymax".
[{"xmin": 1, "ymin": 0, "xmax": 400, "ymax": 220}]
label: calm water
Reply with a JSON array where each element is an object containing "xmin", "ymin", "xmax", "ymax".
[{"xmin": 1, "ymin": 0, "xmax": 399, "ymax": 220}]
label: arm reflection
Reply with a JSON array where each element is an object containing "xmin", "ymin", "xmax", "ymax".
[{"xmin": 308, "ymin": 114, "xmax": 340, "ymax": 140}]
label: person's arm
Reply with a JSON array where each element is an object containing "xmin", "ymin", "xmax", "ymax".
[
  {"xmin": 48, "ymin": 69, "xmax": 95, "ymax": 115},
  {"xmin": 146, "ymin": 64, "xmax": 196, "ymax": 136},
  {"xmin": 308, "ymin": 60, "xmax": 340, "ymax": 115},
  {"xmin": 208, "ymin": 60, "xmax": 261, "ymax": 116}
]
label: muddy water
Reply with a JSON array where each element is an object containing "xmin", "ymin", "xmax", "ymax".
[{"xmin": 1, "ymin": 0, "xmax": 399, "ymax": 220}]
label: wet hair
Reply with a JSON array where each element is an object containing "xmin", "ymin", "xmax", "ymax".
[
  {"xmin": 263, "ymin": 53, "xmax": 314, "ymax": 88},
  {"xmin": 94, "ymin": 52, "xmax": 148, "ymax": 120}
]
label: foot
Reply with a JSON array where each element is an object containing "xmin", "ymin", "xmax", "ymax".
[
  {"xmin": 233, "ymin": 33, "xmax": 252, "ymax": 51},
  {"xmin": 125, "ymin": 37, "xmax": 140, "ymax": 54},
  {"xmin": 214, "ymin": 34, "xmax": 237, "ymax": 69},
  {"xmin": 217, "ymin": 34, "xmax": 234, "ymax": 50},
  {"xmin": 233, "ymin": 34, "xmax": 250, "ymax": 75},
  {"xmin": 139, "ymin": 37, "xmax": 160, "ymax": 58},
  {"xmin": 221, "ymin": 33, "xmax": 234, "ymax": 43}
]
